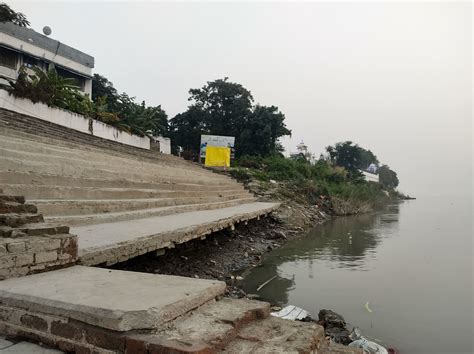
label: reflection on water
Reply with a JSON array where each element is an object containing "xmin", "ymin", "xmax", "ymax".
[
  {"xmin": 240, "ymin": 197, "xmax": 472, "ymax": 354},
  {"xmin": 242, "ymin": 203, "xmax": 401, "ymax": 305}
]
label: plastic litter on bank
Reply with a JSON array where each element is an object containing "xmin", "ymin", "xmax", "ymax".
[{"xmin": 270, "ymin": 305, "xmax": 310, "ymax": 320}]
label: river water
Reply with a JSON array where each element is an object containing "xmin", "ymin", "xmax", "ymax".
[{"xmin": 240, "ymin": 196, "xmax": 472, "ymax": 353}]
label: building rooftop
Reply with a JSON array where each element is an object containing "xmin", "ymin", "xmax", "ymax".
[{"xmin": 0, "ymin": 22, "xmax": 94, "ymax": 68}]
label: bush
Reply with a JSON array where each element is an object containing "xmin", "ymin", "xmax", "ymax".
[
  {"xmin": 236, "ymin": 155, "xmax": 264, "ymax": 169},
  {"xmin": 229, "ymin": 168, "xmax": 251, "ymax": 182}
]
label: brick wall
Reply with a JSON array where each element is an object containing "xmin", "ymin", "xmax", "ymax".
[
  {"xmin": 0, "ymin": 191, "xmax": 77, "ymax": 280},
  {"xmin": 0, "ymin": 234, "xmax": 77, "ymax": 280}
]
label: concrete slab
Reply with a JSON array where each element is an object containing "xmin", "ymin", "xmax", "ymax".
[
  {"xmin": 74, "ymin": 202, "xmax": 279, "ymax": 266},
  {"xmin": 0, "ymin": 266, "xmax": 226, "ymax": 332},
  {"xmin": 0, "ymin": 341, "xmax": 62, "ymax": 353},
  {"xmin": 0, "ymin": 338, "xmax": 13, "ymax": 350}
]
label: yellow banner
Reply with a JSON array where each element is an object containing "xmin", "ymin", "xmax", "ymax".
[{"xmin": 205, "ymin": 146, "xmax": 231, "ymax": 167}]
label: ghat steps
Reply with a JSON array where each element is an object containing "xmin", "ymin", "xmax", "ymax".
[
  {"xmin": 0, "ymin": 266, "xmax": 337, "ymax": 353},
  {"xmin": 0, "ymin": 109, "xmax": 279, "ymax": 266}
]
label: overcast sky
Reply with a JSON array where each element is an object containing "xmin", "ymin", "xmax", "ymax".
[{"xmin": 11, "ymin": 1, "xmax": 472, "ymax": 197}]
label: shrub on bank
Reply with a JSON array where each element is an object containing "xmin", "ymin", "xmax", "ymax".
[{"xmin": 233, "ymin": 155, "xmax": 391, "ymax": 215}]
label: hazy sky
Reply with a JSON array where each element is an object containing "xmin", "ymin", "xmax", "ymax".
[{"xmin": 11, "ymin": 1, "xmax": 472, "ymax": 197}]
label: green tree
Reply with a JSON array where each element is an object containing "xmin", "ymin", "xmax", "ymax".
[
  {"xmin": 188, "ymin": 77, "xmax": 253, "ymax": 136},
  {"xmin": 91, "ymin": 74, "xmax": 168, "ymax": 137},
  {"xmin": 326, "ymin": 141, "xmax": 380, "ymax": 180},
  {"xmin": 378, "ymin": 165, "xmax": 399, "ymax": 189},
  {"xmin": 239, "ymin": 105, "xmax": 291, "ymax": 156},
  {"xmin": 171, "ymin": 78, "xmax": 291, "ymax": 157},
  {"xmin": 91, "ymin": 74, "xmax": 120, "ymax": 111},
  {"xmin": 0, "ymin": 2, "xmax": 29, "ymax": 27}
]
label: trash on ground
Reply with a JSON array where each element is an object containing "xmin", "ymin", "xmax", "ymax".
[
  {"xmin": 271, "ymin": 305, "xmax": 310, "ymax": 321},
  {"xmin": 256, "ymin": 275, "xmax": 277, "ymax": 291},
  {"xmin": 348, "ymin": 327, "xmax": 388, "ymax": 354}
]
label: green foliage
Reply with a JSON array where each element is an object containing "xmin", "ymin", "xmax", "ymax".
[
  {"xmin": 236, "ymin": 155, "xmax": 264, "ymax": 169},
  {"xmin": 234, "ymin": 154, "xmax": 390, "ymax": 214},
  {"xmin": 0, "ymin": 2, "xmax": 29, "ymax": 27},
  {"xmin": 8, "ymin": 66, "xmax": 93, "ymax": 116},
  {"xmin": 91, "ymin": 74, "xmax": 168, "ymax": 137},
  {"xmin": 91, "ymin": 74, "xmax": 120, "ymax": 112},
  {"xmin": 378, "ymin": 164, "xmax": 399, "ymax": 189},
  {"xmin": 229, "ymin": 168, "xmax": 251, "ymax": 182},
  {"xmin": 239, "ymin": 105, "xmax": 291, "ymax": 156},
  {"xmin": 169, "ymin": 78, "xmax": 291, "ymax": 158},
  {"xmin": 326, "ymin": 141, "xmax": 379, "ymax": 180},
  {"xmin": 8, "ymin": 67, "xmax": 169, "ymax": 138},
  {"xmin": 168, "ymin": 106, "xmax": 207, "ymax": 155}
]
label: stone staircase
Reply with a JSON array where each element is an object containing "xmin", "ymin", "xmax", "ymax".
[
  {"xmin": 0, "ymin": 266, "xmax": 339, "ymax": 353},
  {"xmin": 0, "ymin": 109, "xmax": 280, "ymax": 266},
  {"xmin": 0, "ymin": 189, "xmax": 77, "ymax": 280}
]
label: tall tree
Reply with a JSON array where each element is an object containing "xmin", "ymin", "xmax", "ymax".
[
  {"xmin": 239, "ymin": 105, "xmax": 291, "ymax": 156},
  {"xmin": 188, "ymin": 77, "xmax": 253, "ymax": 137},
  {"xmin": 0, "ymin": 3, "xmax": 29, "ymax": 27},
  {"xmin": 91, "ymin": 74, "xmax": 119, "ymax": 111},
  {"xmin": 326, "ymin": 141, "xmax": 381, "ymax": 180},
  {"xmin": 171, "ymin": 78, "xmax": 291, "ymax": 157},
  {"xmin": 378, "ymin": 165, "xmax": 399, "ymax": 189},
  {"xmin": 169, "ymin": 106, "xmax": 208, "ymax": 154}
]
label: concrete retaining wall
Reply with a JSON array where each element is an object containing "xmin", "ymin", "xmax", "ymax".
[{"xmin": 0, "ymin": 89, "xmax": 150, "ymax": 150}]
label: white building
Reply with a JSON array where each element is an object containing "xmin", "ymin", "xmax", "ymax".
[
  {"xmin": 290, "ymin": 141, "xmax": 316, "ymax": 164},
  {"xmin": 0, "ymin": 22, "xmax": 94, "ymax": 95}
]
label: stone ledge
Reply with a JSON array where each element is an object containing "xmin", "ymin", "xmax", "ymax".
[
  {"xmin": 0, "ymin": 266, "xmax": 226, "ymax": 332},
  {"xmin": 77, "ymin": 202, "xmax": 280, "ymax": 266}
]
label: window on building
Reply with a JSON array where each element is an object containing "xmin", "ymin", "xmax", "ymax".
[
  {"xmin": 56, "ymin": 66, "xmax": 86, "ymax": 91},
  {"xmin": 22, "ymin": 55, "xmax": 39, "ymax": 69},
  {"xmin": 0, "ymin": 47, "xmax": 18, "ymax": 69}
]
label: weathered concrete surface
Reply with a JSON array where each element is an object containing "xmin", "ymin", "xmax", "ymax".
[
  {"xmin": 45, "ymin": 197, "xmax": 257, "ymax": 226},
  {"xmin": 0, "ymin": 341, "xmax": 62, "ymax": 353},
  {"xmin": 223, "ymin": 315, "xmax": 326, "ymax": 353},
  {"xmin": 0, "ymin": 266, "xmax": 226, "ymax": 332},
  {"xmin": 75, "ymin": 202, "xmax": 279, "ymax": 266},
  {"xmin": 0, "ymin": 338, "xmax": 13, "ymax": 350}
]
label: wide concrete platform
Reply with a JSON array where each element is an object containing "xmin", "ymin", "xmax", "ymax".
[
  {"xmin": 0, "ymin": 266, "xmax": 226, "ymax": 332},
  {"xmin": 75, "ymin": 201, "xmax": 279, "ymax": 266}
]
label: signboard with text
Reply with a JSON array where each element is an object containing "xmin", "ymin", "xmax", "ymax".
[{"xmin": 200, "ymin": 135, "xmax": 235, "ymax": 159}]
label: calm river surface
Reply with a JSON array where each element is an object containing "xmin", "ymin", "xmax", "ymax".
[{"xmin": 240, "ymin": 196, "xmax": 472, "ymax": 353}]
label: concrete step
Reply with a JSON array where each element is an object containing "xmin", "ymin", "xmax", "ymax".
[
  {"xmin": 0, "ymin": 170, "xmax": 243, "ymax": 191},
  {"xmin": 75, "ymin": 202, "xmax": 280, "ymax": 266},
  {"xmin": 0, "ymin": 201, "xmax": 37, "ymax": 214},
  {"xmin": 0, "ymin": 156, "xmax": 233, "ymax": 186},
  {"xmin": 33, "ymin": 195, "xmax": 253, "ymax": 216},
  {"xmin": 223, "ymin": 315, "xmax": 326, "ymax": 353},
  {"xmin": 0, "ymin": 130, "xmax": 233, "ymax": 179},
  {"xmin": 0, "ymin": 223, "xmax": 69, "ymax": 237},
  {"xmin": 44, "ymin": 198, "xmax": 258, "ymax": 226},
  {"xmin": 0, "ymin": 140, "xmax": 232, "ymax": 184},
  {"xmin": 141, "ymin": 297, "xmax": 270, "ymax": 352},
  {"xmin": 0, "ymin": 194, "xmax": 25, "ymax": 204},
  {"xmin": 0, "ymin": 148, "xmax": 231, "ymax": 183},
  {"xmin": 0, "ymin": 111, "xmax": 191, "ymax": 166},
  {"xmin": 0, "ymin": 212, "xmax": 44, "ymax": 227},
  {"xmin": 0, "ymin": 266, "xmax": 226, "ymax": 332},
  {"xmin": 0, "ymin": 184, "xmax": 251, "ymax": 200}
]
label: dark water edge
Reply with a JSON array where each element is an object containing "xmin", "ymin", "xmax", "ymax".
[{"xmin": 239, "ymin": 196, "xmax": 473, "ymax": 354}]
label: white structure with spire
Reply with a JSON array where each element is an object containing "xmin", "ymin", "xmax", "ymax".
[{"xmin": 290, "ymin": 140, "xmax": 316, "ymax": 164}]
